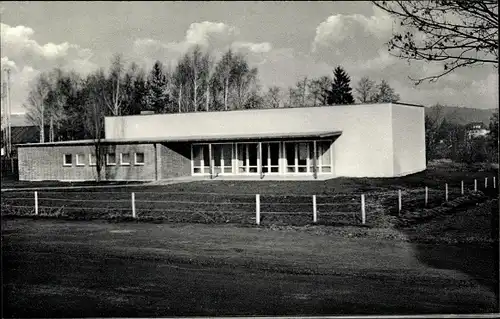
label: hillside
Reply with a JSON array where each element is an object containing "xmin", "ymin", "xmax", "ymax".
[{"xmin": 425, "ymin": 105, "xmax": 497, "ymax": 126}]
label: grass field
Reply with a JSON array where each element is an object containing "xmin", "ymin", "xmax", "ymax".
[{"xmin": 1, "ymin": 161, "xmax": 498, "ymax": 229}]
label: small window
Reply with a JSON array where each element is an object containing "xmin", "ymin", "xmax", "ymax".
[
  {"xmin": 89, "ymin": 154, "xmax": 97, "ymax": 166},
  {"xmin": 120, "ymin": 153, "xmax": 130, "ymax": 166},
  {"xmin": 76, "ymin": 154, "xmax": 85, "ymax": 166},
  {"xmin": 134, "ymin": 152, "xmax": 145, "ymax": 165},
  {"xmin": 63, "ymin": 154, "xmax": 72, "ymax": 166},
  {"xmin": 106, "ymin": 153, "xmax": 116, "ymax": 166}
]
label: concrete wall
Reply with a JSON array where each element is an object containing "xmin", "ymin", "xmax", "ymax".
[
  {"xmin": 158, "ymin": 143, "xmax": 191, "ymax": 179},
  {"xmin": 18, "ymin": 143, "xmax": 156, "ymax": 181},
  {"xmin": 391, "ymin": 104, "xmax": 426, "ymax": 176}
]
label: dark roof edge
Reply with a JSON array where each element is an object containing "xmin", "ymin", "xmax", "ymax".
[
  {"xmin": 15, "ymin": 131, "xmax": 343, "ymax": 148},
  {"xmin": 392, "ymin": 102, "xmax": 426, "ymax": 108}
]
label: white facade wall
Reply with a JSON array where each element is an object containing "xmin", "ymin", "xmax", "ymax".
[
  {"xmin": 391, "ymin": 104, "xmax": 426, "ymax": 176},
  {"xmin": 105, "ymin": 103, "xmax": 425, "ymax": 178}
]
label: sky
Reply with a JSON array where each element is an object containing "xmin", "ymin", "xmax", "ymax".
[{"xmin": 0, "ymin": 1, "xmax": 498, "ymax": 114}]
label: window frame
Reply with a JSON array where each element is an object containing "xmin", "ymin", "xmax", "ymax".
[
  {"xmin": 106, "ymin": 153, "xmax": 117, "ymax": 166},
  {"xmin": 89, "ymin": 153, "xmax": 97, "ymax": 167},
  {"xmin": 134, "ymin": 152, "xmax": 145, "ymax": 166},
  {"xmin": 63, "ymin": 154, "xmax": 73, "ymax": 167},
  {"xmin": 75, "ymin": 153, "xmax": 85, "ymax": 167},
  {"xmin": 120, "ymin": 152, "xmax": 131, "ymax": 166}
]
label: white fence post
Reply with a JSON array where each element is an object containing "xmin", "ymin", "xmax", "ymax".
[
  {"xmin": 255, "ymin": 194, "xmax": 260, "ymax": 225},
  {"xmin": 494, "ymin": 176, "xmax": 496, "ymax": 189},
  {"xmin": 34, "ymin": 191, "xmax": 38, "ymax": 216},
  {"xmin": 398, "ymin": 190, "xmax": 402, "ymax": 214},
  {"xmin": 445, "ymin": 183, "xmax": 448, "ymax": 202},
  {"xmin": 485, "ymin": 177, "xmax": 488, "ymax": 188},
  {"xmin": 425, "ymin": 186, "xmax": 428, "ymax": 207},
  {"xmin": 474, "ymin": 179, "xmax": 477, "ymax": 192},
  {"xmin": 461, "ymin": 180, "xmax": 464, "ymax": 195},
  {"xmin": 361, "ymin": 194, "xmax": 366, "ymax": 225},
  {"xmin": 131, "ymin": 192, "xmax": 136, "ymax": 218},
  {"xmin": 312, "ymin": 195, "xmax": 317, "ymax": 223}
]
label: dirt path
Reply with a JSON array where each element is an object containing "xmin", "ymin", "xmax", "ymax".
[{"xmin": 2, "ymin": 219, "xmax": 498, "ymax": 317}]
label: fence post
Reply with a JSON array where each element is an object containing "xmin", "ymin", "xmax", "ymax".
[
  {"xmin": 485, "ymin": 177, "xmax": 488, "ymax": 188},
  {"xmin": 425, "ymin": 186, "xmax": 428, "ymax": 207},
  {"xmin": 361, "ymin": 194, "xmax": 366, "ymax": 225},
  {"xmin": 255, "ymin": 194, "xmax": 260, "ymax": 225},
  {"xmin": 445, "ymin": 183, "xmax": 448, "ymax": 202},
  {"xmin": 312, "ymin": 195, "xmax": 317, "ymax": 223},
  {"xmin": 131, "ymin": 192, "xmax": 136, "ymax": 218},
  {"xmin": 398, "ymin": 190, "xmax": 402, "ymax": 214},
  {"xmin": 34, "ymin": 191, "xmax": 38, "ymax": 216},
  {"xmin": 474, "ymin": 179, "xmax": 477, "ymax": 192},
  {"xmin": 494, "ymin": 176, "xmax": 496, "ymax": 189},
  {"xmin": 461, "ymin": 180, "xmax": 464, "ymax": 195}
]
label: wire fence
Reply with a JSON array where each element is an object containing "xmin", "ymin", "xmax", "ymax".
[{"xmin": 1, "ymin": 176, "xmax": 497, "ymax": 226}]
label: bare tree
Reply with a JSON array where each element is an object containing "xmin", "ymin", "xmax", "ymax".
[
  {"xmin": 354, "ymin": 76, "xmax": 376, "ymax": 103},
  {"xmin": 264, "ymin": 86, "xmax": 282, "ymax": 108},
  {"xmin": 24, "ymin": 73, "xmax": 52, "ymax": 143},
  {"xmin": 373, "ymin": 1, "xmax": 498, "ymax": 84},
  {"xmin": 103, "ymin": 53, "xmax": 125, "ymax": 115},
  {"xmin": 214, "ymin": 49, "xmax": 234, "ymax": 111},
  {"xmin": 83, "ymin": 70, "xmax": 107, "ymax": 182},
  {"xmin": 372, "ymin": 79, "xmax": 401, "ymax": 103}
]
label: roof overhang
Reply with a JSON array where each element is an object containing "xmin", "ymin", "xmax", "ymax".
[{"xmin": 15, "ymin": 130, "xmax": 343, "ymax": 147}]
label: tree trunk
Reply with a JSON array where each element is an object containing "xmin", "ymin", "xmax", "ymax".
[
  {"xmin": 40, "ymin": 103, "xmax": 45, "ymax": 143},
  {"xmin": 49, "ymin": 117, "xmax": 54, "ymax": 143},
  {"xmin": 224, "ymin": 78, "xmax": 229, "ymax": 111},
  {"xmin": 194, "ymin": 78, "xmax": 198, "ymax": 112},
  {"xmin": 206, "ymin": 85, "xmax": 210, "ymax": 112},
  {"xmin": 178, "ymin": 84, "xmax": 182, "ymax": 113}
]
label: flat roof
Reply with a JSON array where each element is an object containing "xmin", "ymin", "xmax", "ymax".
[{"xmin": 16, "ymin": 130, "xmax": 342, "ymax": 147}]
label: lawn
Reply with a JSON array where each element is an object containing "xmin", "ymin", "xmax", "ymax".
[{"xmin": 1, "ymin": 160, "xmax": 498, "ymax": 228}]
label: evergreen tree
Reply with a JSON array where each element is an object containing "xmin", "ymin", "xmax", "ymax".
[
  {"xmin": 326, "ymin": 66, "xmax": 354, "ymax": 105},
  {"xmin": 144, "ymin": 61, "xmax": 170, "ymax": 113}
]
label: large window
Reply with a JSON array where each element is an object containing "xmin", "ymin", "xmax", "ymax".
[
  {"xmin": 235, "ymin": 143, "xmax": 259, "ymax": 174},
  {"xmin": 192, "ymin": 144, "xmax": 209, "ymax": 174},
  {"xmin": 317, "ymin": 141, "xmax": 332, "ymax": 173},
  {"xmin": 262, "ymin": 142, "xmax": 279, "ymax": 173}
]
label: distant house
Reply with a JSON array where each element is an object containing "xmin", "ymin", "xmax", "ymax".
[
  {"xmin": 1, "ymin": 113, "xmax": 41, "ymax": 157},
  {"xmin": 17, "ymin": 102, "xmax": 427, "ymax": 182},
  {"xmin": 466, "ymin": 122, "xmax": 490, "ymax": 139}
]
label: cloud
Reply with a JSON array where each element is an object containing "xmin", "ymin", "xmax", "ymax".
[
  {"xmin": 1, "ymin": 56, "xmax": 18, "ymax": 71},
  {"xmin": 312, "ymin": 6, "xmax": 394, "ymax": 53},
  {"xmin": 232, "ymin": 41, "xmax": 273, "ymax": 53},
  {"xmin": 0, "ymin": 23, "xmax": 97, "ymax": 112},
  {"xmin": 133, "ymin": 21, "xmax": 241, "ymax": 66}
]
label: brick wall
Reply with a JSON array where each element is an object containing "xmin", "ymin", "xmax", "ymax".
[
  {"xmin": 18, "ymin": 143, "xmax": 157, "ymax": 181},
  {"xmin": 159, "ymin": 142, "xmax": 191, "ymax": 179}
]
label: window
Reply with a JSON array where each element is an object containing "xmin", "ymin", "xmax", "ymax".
[
  {"xmin": 134, "ymin": 152, "xmax": 145, "ymax": 165},
  {"xmin": 76, "ymin": 154, "xmax": 85, "ymax": 166},
  {"xmin": 89, "ymin": 153, "xmax": 97, "ymax": 166},
  {"xmin": 106, "ymin": 153, "xmax": 116, "ymax": 166},
  {"xmin": 192, "ymin": 144, "xmax": 209, "ymax": 174},
  {"xmin": 63, "ymin": 154, "xmax": 72, "ymax": 166},
  {"xmin": 120, "ymin": 153, "xmax": 130, "ymax": 166}
]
